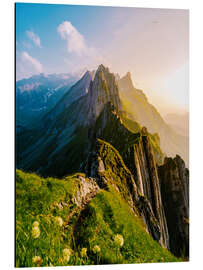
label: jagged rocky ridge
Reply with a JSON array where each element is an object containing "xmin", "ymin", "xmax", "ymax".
[{"xmin": 16, "ymin": 64, "xmax": 189, "ymax": 258}]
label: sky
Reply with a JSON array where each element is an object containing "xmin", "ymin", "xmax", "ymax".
[{"xmin": 16, "ymin": 3, "xmax": 189, "ymax": 116}]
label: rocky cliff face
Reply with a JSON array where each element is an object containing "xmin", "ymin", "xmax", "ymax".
[
  {"xmin": 131, "ymin": 128, "xmax": 169, "ymax": 248},
  {"xmin": 86, "ymin": 64, "xmax": 122, "ymax": 124},
  {"xmin": 158, "ymin": 156, "xmax": 189, "ymax": 257},
  {"xmin": 72, "ymin": 174, "xmax": 100, "ymax": 209}
]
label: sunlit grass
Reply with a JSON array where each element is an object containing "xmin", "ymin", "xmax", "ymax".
[{"xmin": 16, "ymin": 169, "xmax": 181, "ymax": 267}]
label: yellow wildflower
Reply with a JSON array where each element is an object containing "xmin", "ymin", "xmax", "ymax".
[
  {"xmin": 114, "ymin": 234, "xmax": 124, "ymax": 247},
  {"xmin": 92, "ymin": 245, "xmax": 101, "ymax": 254},
  {"xmin": 32, "ymin": 226, "xmax": 40, "ymax": 238},
  {"xmin": 80, "ymin": 247, "xmax": 87, "ymax": 257},
  {"xmin": 55, "ymin": 216, "xmax": 63, "ymax": 227},
  {"xmin": 32, "ymin": 256, "xmax": 43, "ymax": 266}
]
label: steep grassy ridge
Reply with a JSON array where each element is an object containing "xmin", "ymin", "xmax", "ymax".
[{"xmin": 16, "ymin": 169, "xmax": 180, "ymax": 267}]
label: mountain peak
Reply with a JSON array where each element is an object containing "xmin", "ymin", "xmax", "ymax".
[
  {"xmin": 97, "ymin": 64, "xmax": 109, "ymax": 73},
  {"xmin": 118, "ymin": 71, "xmax": 134, "ymax": 92},
  {"xmin": 95, "ymin": 65, "xmax": 112, "ymax": 78},
  {"xmin": 82, "ymin": 70, "xmax": 92, "ymax": 80},
  {"xmin": 85, "ymin": 65, "xmax": 122, "ymax": 122},
  {"xmin": 126, "ymin": 71, "xmax": 132, "ymax": 78}
]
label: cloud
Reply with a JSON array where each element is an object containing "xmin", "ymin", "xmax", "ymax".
[
  {"xmin": 57, "ymin": 21, "xmax": 110, "ymax": 71},
  {"xmin": 26, "ymin": 30, "xmax": 42, "ymax": 48},
  {"xmin": 57, "ymin": 21, "xmax": 86, "ymax": 55},
  {"xmin": 16, "ymin": 51, "xmax": 43, "ymax": 80},
  {"xmin": 21, "ymin": 52, "xmax": 43, "ymax": 72}
]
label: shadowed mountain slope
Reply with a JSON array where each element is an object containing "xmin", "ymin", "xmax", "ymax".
[{"xmin": 16, "ymin": 73, "xmax": 79, "ymax": 126}]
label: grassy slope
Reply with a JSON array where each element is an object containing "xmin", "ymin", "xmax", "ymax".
[
  {"xmin": 75, "ymin": 188, "xmax": 179, "ymax": 264},
  {"xmin": 16, "ymin": 169, "xmax": 180, "ymax": 267}
]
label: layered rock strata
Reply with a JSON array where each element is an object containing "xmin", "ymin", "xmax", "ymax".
[{"xmin": 158, "ymin": 156, "xmax": 189, "ymax": 257}]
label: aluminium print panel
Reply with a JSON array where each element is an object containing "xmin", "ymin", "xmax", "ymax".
[{"xmin": 15, "ymin": 2, "xmax": 189, "ymax": 267}]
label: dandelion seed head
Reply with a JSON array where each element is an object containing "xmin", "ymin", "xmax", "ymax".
[
  {"xmin": 114, "ymin": 234, "xmax": 124, "ymax": 247},
  {"xmin": 63, "ymin": 248, "xmax": 72, "ymax": 256},
  {"xmin": 33, "ymin": 221, "xmax": 39, "ymax": 227},
  {"xmin": 55, "ymin": 216, "xmax": 63, "ymax": 227},
  {"xmin": 32, "ymin": 226, "xmax": 40, "ymax": 238},
  {"xmin": 63, "ymin": 248, "xmax": 72, "ymax": 262},
  {"xmin": 92, "ymin": 245, "xmax": 101, "ymax": 254},
  {"xmin": 81, "ymin": 247, "xmax": 87, "ymax": 257},
  {"xmin": 63, "ymin": 255, "xmax": 70, "ymax": 262}
]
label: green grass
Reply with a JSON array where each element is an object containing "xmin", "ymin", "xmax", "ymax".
[
  {"xmin": 96, "ymin": 138, "xmax": 138, "ymax": 203},
  {"xmin": 121, "ymin": 115, "xmax": 141, "ymax": 134},
  {"xmin": 16, "ymin": 169, "xmax": 84, "ymax": 267},
  {"xmin": 75, "ymin": 189, "xmax": 180, "ymax": 264},
  {"xmin": 16, "ymin": 169, "xmax": 180, "ymax": 267}
]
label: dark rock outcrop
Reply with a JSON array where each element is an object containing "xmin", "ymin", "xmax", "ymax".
[
  {"xmin": 136, "ymin": 195, "xmax": 162, "ymax": 242},
  {"xmin": 158, "ymin": 156, "xmax": 189, "ymax": 257}
]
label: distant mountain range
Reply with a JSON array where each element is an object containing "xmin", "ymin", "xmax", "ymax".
[
  {"xmin": 16, "ymin": 64, "xmax": 189, "ymax": 261},
  {"xmin": 16, "ymin": 72, "xmax": 80, "ymax": 128},
  {"xmin": 164, "ymin": 112, "xmax": 189, "ymax": 137}
]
